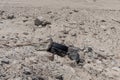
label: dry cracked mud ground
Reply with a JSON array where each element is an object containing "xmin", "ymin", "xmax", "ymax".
[{"xmin": 0, "ymin": 0, "xmax": 120, "ymax": 80}]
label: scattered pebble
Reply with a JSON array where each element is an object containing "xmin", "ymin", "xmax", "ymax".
[
  {"xmin": 7, "ymin": 15, "xmax": 15, "ymax": 19},
  {"xmin": 34, "ymin": 16, "xmax": 51, "ymax": 26},
  {"xmin": 23, "ymin": 20, "xmax": 28, "ymax": 22},
  {"xmin": 100, "ymin": 20, "xmax": 106, "ymax": 22},
  {"xmin": 56, "ymin": 75, "xmax": 63, "ymax": 80},
  {"xmin": 0, "ymin": 11, "xmax": 5, "ymax": 15},
  {"xmin": 23, "ymin": 32, "xmax": 29, "ymax": 35},
  {"xmin": 32, "ymin": 76, "xmax": 44, "ymax": 80},
  {"xmin": 72, "ymin": 9, "xmax": 79, "ymax": 12},
  {"xmin": 112, "ymin": 67, "xmax": 120, "ymax": 72},
  {"xmin": 23, "ymin": 67, "xmax": 32, "ymax": 75},
  {"xmin": 0, "ymin": 59, "xmax": 10, "ymax": 64}
]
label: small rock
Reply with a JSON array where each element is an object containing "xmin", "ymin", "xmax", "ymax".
[
  {"xmin": 23, "ymin": 20, "xmax": 28, "ymax": 22},
  {"xmin": 71, "ymin": 33, "xmax": 77, "ymax": 36},
  {"xmin": 56, "ymin": 75, "xmax": 63, "ymax": 80},
  {"xmin": 68, "ymin": 47, "xmax": 80, "ymax": 63},
  {"xmin": 79, "ymin": 22, "xmax": 85, "ymax": 25},
  {"xmin": 96, "ymin": 60, "xmax": 102, "ymax": 64},
  {"xmin": 32, "ymin": 76, "xmax": 44, "ymax": 80},
  {"xmin": 0, "ymin": 11, "xmax": 5, "ymax": 15},
  {"xmin": 34, "ymin": 16, "xmax": 51, "ymax": 26},
  {"xmin": 84, "ymin": 47, "xmax": 93, "ymax": 53},
  {"xmin": 69, "ymin": 12, "xmax": 73, "ymax": 14},
  {"xmin": 112, "ymin": 67, "xmax": 120, "ymax": 72},
  {"xmin": 0, "ymin": 59, "xmax": 10, "ymax": 64},
  {"xmin": 73, "ymin": 9, "xmax": 79, "ymax": 12},
  {"xmin": 68, "ymin": 52, "xmax": 80, "ymax": 61},
  {"xmin": 35, "ymin": 43, "xmax": 50, "ymax": 51},
  {"xmin": 23, "ymin": 67, "xmax": 31, "ymax": 75},
  {"xmin": 23, "ymin": 32, "xmax": 29, "ymax": 35},
  {"xmin": 7, "ymin": 15, "xmax": 15, "ymax": 19},
  {"xmin": 47, "ymin": 11, "xmax": 52, "ymax": 14},
  {"xmin": 0, "ymin": 74, "xmax": 6, "ymax": 77},
  {"xmin": 87, "ymin": 47, "xmax": 93, "ymax": 52},
  {"xmin": 100, "ymin": 20, "xmax": 106, "ymax": 22},
  {"xmin": 62, "ymin": 30, "xmax": 69, "ymax": 34}
]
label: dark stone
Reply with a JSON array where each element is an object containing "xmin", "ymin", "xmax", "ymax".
[
  {"xmin": 23, "ymin": 71, "xmax": 31, "ymax": 75},
  {"xmin": 23, "ymin": 20, "xmax": 28, "ymax": 22},
  {"xmin": 47, "ymin": 11, "xmax": 52, "ymax": 14},
  {"xmin": 71, "ymin": 33, "xmax": 77, "ymax": 36},
  {"xmin": 0, "ymin": 11, "xmax": 5, "ymax": 15},
  {"xmin": 68, "ymin": 52, "xmax": 80, "ymax": 62},
  {"xmin": 2, "ymin": 36, "xmax": 5, "ymax": 38},
  {"xmin": 1, "ymin": 60, "xmax": 9, "ymax": 64},
  {"xmin": 73, "ymin": 9, "xmax": 79, "ymax": 12},
  {"xmin": 88, "ymin": 47, "xmax": 93, "ymax": 52},
  {"xmin": 34, "ymin": 17, "xmax": 51, "ymax": 26},
  {"xmin": 67, "ymin": 47, "xmax": 83, "ymax": 64},
  {"xmin": 7, "ymin": 15, "xmax": 15, "ymax": 19},
  {"xmin": 32, "ymin": 76, "xmax": 44, "ymax": 80},
  {"xmin": 101, "ymin": 20, "xmax": 106, "ymax": 22},
  {"xmin": 23, "ymin": 68, "xmax": 31, "ymax": 75},
  {"xmin": 23, "ymin": 32, "xmax": 29, "ymax": 35},
  {"xmin": 0, "ymin": 74, "xmax": 6, "ymax": 77},
  {"xmin": 56, "ymin": 75, "xmax": 63, "ymax": 80},
  {"xmin": 69, "ymin": 12, "xmax": 73, "ymax": 14}
]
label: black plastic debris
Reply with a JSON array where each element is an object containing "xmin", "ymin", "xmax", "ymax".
[
  {"xmin": 47, "ymin": 42, "xmax": 68, "ymax": 57},
  {"xmin": 47, "ymin": 41, "xmax": 83, "ymax": 64}
]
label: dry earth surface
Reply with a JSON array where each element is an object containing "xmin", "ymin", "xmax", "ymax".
[{"xmin": 0, "ymin": 0, "xmax": 120, "ymax": 80}]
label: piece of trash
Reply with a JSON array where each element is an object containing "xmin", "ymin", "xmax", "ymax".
[
  {"xmin": 47, "ymin": 40, "xmax": 82, "ymax": 64},
  {"xmin": 47, "ymin": 42, "xmax": 68, "ymax": 57}
]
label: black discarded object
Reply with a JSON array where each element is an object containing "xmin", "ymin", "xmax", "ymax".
[
  {"xmin": 47, "ymin": 41, "xmax": 82, "ymax": 64},
  {"xmin": 47, "ymin": 42, "xmax": 68, "ymax": 57}
]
